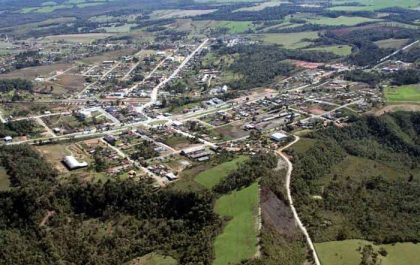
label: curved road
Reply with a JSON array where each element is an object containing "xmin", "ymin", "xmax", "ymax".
[{"xmin": 277, "ymin": 135, "xmax": 322, "ymax": 265}]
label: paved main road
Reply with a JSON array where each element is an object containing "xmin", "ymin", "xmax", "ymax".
[{"xmin": 137, "ymin": 38, "xmax": 209, "ymax": 113}]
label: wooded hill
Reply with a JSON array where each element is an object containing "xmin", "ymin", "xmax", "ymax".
[{"xmin": 290, "ymin": 112, "xmax": 420, "ymax": 243}]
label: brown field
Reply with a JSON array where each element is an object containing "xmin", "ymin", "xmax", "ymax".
[
  {"xmin": 261, "ymin": 188, "xmax": 298, "ymax": 237},
  {"xmin": 289, "ymin": 60, "xmax": 324, "ymax": 69},
  {"xmin": 374, "ymin": 38, "xmax": 409, "ymax": 49},
  {"xmin": 49, "ymin": 74, "xmax": 86, "ymax": 94},
  {"xmin": 41, "ymin": 33, "xmax": 113, "ymax": 44},
  {"xmin": 78, "ymin": 48, "xmax": 136, "ymax": 64},
  {"xmin": 36, "ymin": 143, "xmax": 78, "ymax": 173},
  {"xmin": 213, "ymin": 121, "xmax": 249, "ymax": 141},
  {"xmin": 151, "ymin": 9, "xmax": 216, "ymax": 19},
  {"xmin": 373, "ymin": 104, "xmax": 420, "ymax": 116},
  {"xmin": 0, "ymin": 63, "xmax": 73, "ymax": 80}
]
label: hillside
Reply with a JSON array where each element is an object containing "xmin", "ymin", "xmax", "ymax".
[{"xmin": 290, "ymin": 112, "xmax": 420, "ymax": 244}]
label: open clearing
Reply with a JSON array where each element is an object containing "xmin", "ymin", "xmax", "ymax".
[
  {"xmin": 233, "ymin": 1, "xmax": 284, "ymax": 12},
  {"xmin": 253, "ymin": 31, "xmax": 319, "ymax": 49},
  {"xmin": 0, "ymin": 167, "xmax": 11, "ymax": 191},
  {"xmin": 375, "ymin": 38, "xmax": 409, "ymax": 49},
  {"xmin": 41, "ymin": 33, "xmax": 113, "ymax": 43},
  {"xmin": 129, "ymin": 253, "xmax": 177, "ymax": 265},
  {"xmin": 213, "ymin": 182, "xmax": 259, "ymax": 265},
  {"xmin": 330, "ymin": 0, "xmax": 420, "ymax": 11},
  {"xmin": 384, "ymin": 84, "xmax": 420, "ymax": 103},
  {"xmin": 151, "ymin": 9, "xmax": 216, "ymax": 19},
  {"xmin": 305, "ymin": 16, "xmax": 378, "ymax": 26},
  {"xmin": 316, "ymin": 239, "xmax": 420, "ymax": 265},
  {"xmin": 0, "ymin": 63, "xmax": 73, "ymax": 80},
  {"xmin": 306, "ymin": 45, "xmax": 352, "ymax": 56},
  {"xmin": 217, "ymin": 21, "xmax": 256, "ymax": 33},
  {"xmin": 194, "ymin": 156, "xmax": 248, "ymax": 188}
]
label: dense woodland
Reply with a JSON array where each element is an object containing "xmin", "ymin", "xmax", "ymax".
[
  {"xmin": 215, "ymin": 44, "xmax": 337, "ymax": 90},
  {"xmin": 343, "ymin": 68, "xmax": 420, "ymax": 87},
  {"xmin": 0, "ymin": 144, "xmax": 223, "ymax": 265},
  {"xmin": 0, "ymin": 143, "xmax": 288, "ymax": 265},
  {"xmin": 290, "ymin": 112, "xmax": 420, "ymax": 243},
  {"xmin": 0, "ymin": 79, "xmax": 33, "ymax": 93},
  {"xmin": 0, "ymin": 120, "xmax": 39, "ymax": 138},
  {"xmin": 312, "ymin": 25, "xmax": 420, "ymax": 66},
  {"xmin": 213, "ymin": 153, "xmax": 277, "ymax": 194}
]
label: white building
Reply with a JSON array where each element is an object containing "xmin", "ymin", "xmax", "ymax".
[
  {"xmin": 271, "ymin": 132, "xmax": 288, "ymax": 142},
  {"xmin": 63, "ymin": 156, "xmax": 88, "ymax": 170}
]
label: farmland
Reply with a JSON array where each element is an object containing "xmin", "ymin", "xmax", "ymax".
[
  {"xmin": 306, "ymin": 45, "xmax": 353, "ymax": 56},
  {"xmin": 213, "ymin": 182, "xmax": 259, "ymax": 265},
  {"xmin": 21, "ymin": 0, "xmax": 114, "ymax": 13},
  {"xmin": 316, "ymin": 240, "xmax": 420, "ymax": 265},
  {"xmin": 41, "ymin": 33, "xmax": 113, "ymax": 43},
  {"xmin": 305, "ymin": 16, "xmax": 379, "ymax": 26},
  {"xmin": 375, "ymin": 39, "xmax": 409, "ymax": 49},
  {"xmin": 330, "ymin": 0, "xmax": 420, "ymax": 11},
  {"xmin": 194, "ymin": 155, "xmax": 248, "ymax": 188},
  {"xmin": 253, "ymin": 31, "xmax": 319, "ymax": 49},
  {"xmin": 216, "ymin": 21, "xmax": 256, "ymax": 33},
  {"xmin": 384, "ymin": 85, "xmax": 420, "ymax": 103}
]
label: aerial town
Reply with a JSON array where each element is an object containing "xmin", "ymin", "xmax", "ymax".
[{"xmin": 0, "ymin": 0, "xmax": 419, "ymax": 265}]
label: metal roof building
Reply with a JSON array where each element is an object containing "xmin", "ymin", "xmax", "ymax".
[{"xmin": 63, "ymin": 156, "xmax": 88, "ymax": 170}]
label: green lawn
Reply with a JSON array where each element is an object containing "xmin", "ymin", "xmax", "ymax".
[
  {"xmin": 0, "ymin": 167, "xmax": 11, "ymax": 191},
  {"xmin": 306, "ymin": 45, "xmax": 352, "ymax": 56},
  {"xmin": 213, "ymin": 182, "xmax": 259, "ymax": 265},
  {"xmin": 195, "ymin": 156, "xmax": 248, "ymax": 188},
  {"xmin": 330, "ymin": 0, "xmax": 420, "ymax": 11},
  {"xmin": 254, "ymin": 31, "xmax": 319, "ymax": 49},
  {"xmin": 384, "ymin": 85, "xmax": 420, "ymax": 103},
  {"xmin": 128, "ymin": 252, "xmax": 177, "ymax": 265},
  {"xmin": 305, "ymin": 16, "xmax": 378, "ymax": 26},
  {"xmin": 217, "ymin": 21, "xmax": 256, "ymax": 33},
  {"xmin": 316, "ymin": 239, "xmax": 420, "ymax": 265},
  {"xmin": 374, "ymin": 38, "xmax": 409, "ymax": 49}
]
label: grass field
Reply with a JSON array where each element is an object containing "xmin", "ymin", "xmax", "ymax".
[
  {"xmin": 324, "ymin": 155, "xmax": 412, "ymax": 182},
  {"xmin": 305, "ymin": 16, "xmax": 378, "ymax": 26},
  {"xmin": 151, "ymin": 9, "xmax": 216, "ymax": 19},
  {"xmin": 254, "ymin": 31, "xmax": 319, "ymax": 49},
  {"xmin": 0, "ymin": 167, "xmax": 11, "ymax": 191},
  {"xmin": 213, "ymin": 182, "xmax": 259, "ymax": 265},
  {"xmin": 330, "ymin": 0, "xmax": 420, "ymax": 11},
  {"xmin": 21, "ymin": 0, "xmax": 112, "ymax": 13},
  {"xmin": 316, "ymin": 239, "xmax": 420, "ymax": 265},
  {"xmin": 384, "ymin": 85, "xmax": 420, "ymax": 103},
  {"xmin": 129, "ymin": 253, "xmax": 177, "ymax": 265},
  {"xmin": 306, "ymin": 45, "xmax": 352, "ymax": 56},
  {"xmin": 41, "ymin": 33, "xmax": 113, "ymax": 43},
  {"xmin": 375, "ymin": 38, "xmax": 409, "ymax": 49},
  {"xmin": 233, "ymin": 1, "xmax": 283, "ymax": 12},
  {"xmin": 290, "ymin": 138, "xmax": 316, "ymax": 153},
  {"xmin": 195, "ymin": 156, "xmax": 248, "ymax": 188},
  {"xmin": 217, "ymin": 21, "xmax": 256, "ymax": 33}
]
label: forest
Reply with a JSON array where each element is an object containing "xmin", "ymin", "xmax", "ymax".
[
  {"xmin": 315, "ymin": 26, "xmax": 420, "ymax": 66},
  {"xmin": 290, "ymin": 112, "xmax": 420, "ymax": 243},
  {"xmin": 0, "ymin": 142, "xmax": 289, "ymax": 265},
  {"xmin": 0, "ymin": 79, "xmax": 33, "ymax": 93},
  {"xmin": 0, "ymin": 120, "xmax": 39, "ymax": 138},
  {"xmin": 216, "ymin": 44, "xmax": 337, "ymax": 90},
  {"xmin": 0, "ymin": 144, "xmax": 222, "ymax": 265}
]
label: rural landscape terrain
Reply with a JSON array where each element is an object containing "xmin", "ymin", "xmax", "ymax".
[{"xmin": 0, "ymin": 0, "xmax": 419, "ymax": 264}]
